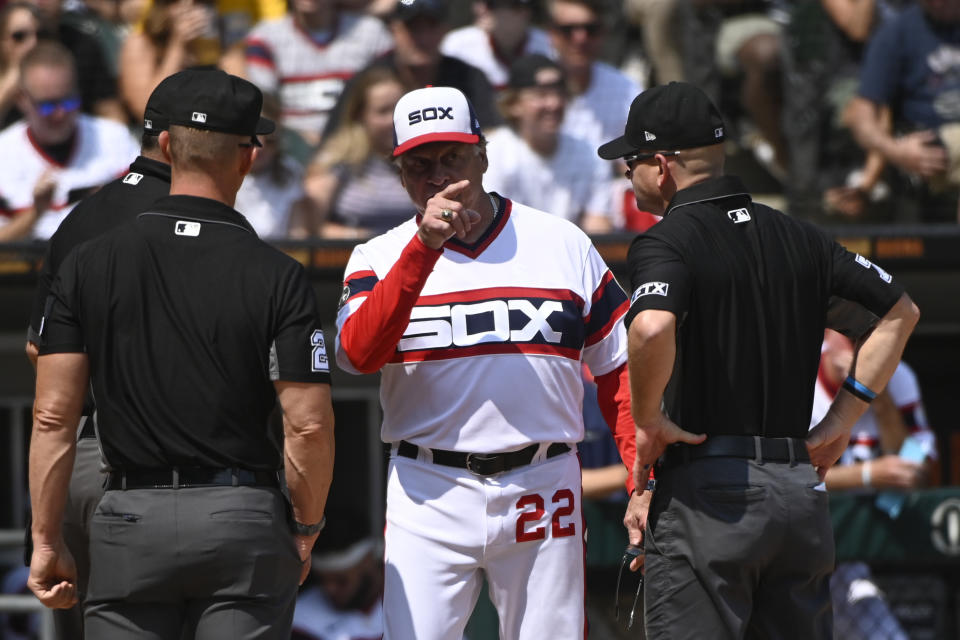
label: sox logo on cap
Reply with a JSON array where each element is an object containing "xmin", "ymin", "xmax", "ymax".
[{"xmin": 393, "ymin": 86, "xmax": 483, "ymax": 156}]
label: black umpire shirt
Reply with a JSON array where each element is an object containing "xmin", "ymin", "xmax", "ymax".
[
  {"xmin": 625, "ymin": 175, "xmax": 904, "ymax": 439},
  {"xmin": 37, "ymin": 194, "xmax": 331, "ymax": 471},
  {"xmin": 29, "ymin": 155, "xmax": 171, "ymax": 346},
  {"xmin": 28, "ymin": 155, "xmax": 171, "ymax": 421}
]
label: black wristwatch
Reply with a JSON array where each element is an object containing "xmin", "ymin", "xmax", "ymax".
[{"xmin": 292, "ymin": 515, "xmax": 326, "ymax": 536}]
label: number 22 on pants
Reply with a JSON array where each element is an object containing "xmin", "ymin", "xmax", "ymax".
[{"xmin": 516, "ymin": 489, "xmax": 576, "ymax": 543}]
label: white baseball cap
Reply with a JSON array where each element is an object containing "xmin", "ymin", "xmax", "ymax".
[{"xmin": 392, "ymin": 86, "xmax": 483, "ymax": 157}]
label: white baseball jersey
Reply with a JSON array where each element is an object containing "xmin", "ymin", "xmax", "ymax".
[
  {"xmin": 810, "ymin": 361, "xmax": 935, "ymax": 464},
  {"xmin": 439, "ymin": 25, "xmax": 553, "ymax": 90},
  {"xmin": 0, "ymin": 116, "xmax": 138, "ymax": 239},
  {"xmin": 291, "ymin": 586, "xmax": 382, "ymax": 640},
  {"xmin": 337, "ymin": 197, "xmax": 630, "ymax": 640},
  {"xmin": 245, "ymin": 12, "xmax": 392, "ymax": 136},
  {"xmin": 483, "ymin": 126, "xmax": 613, "ymax": 224},
  {"xmin": 562, "ymin": 62, "xmax": 641, "ymax": 150},
  {"xmin": 336, "ymin": 198, "xmax": 629, "ymax": 452}
]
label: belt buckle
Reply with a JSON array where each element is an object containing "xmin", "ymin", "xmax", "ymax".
[{"xmin": 465, "ymin": 453, "xmax": 502, "ymax": 476}]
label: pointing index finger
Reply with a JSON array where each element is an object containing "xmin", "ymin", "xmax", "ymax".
[{"xmin": 437, "ymin": 179, "xmax": 471, "ymax": 201}]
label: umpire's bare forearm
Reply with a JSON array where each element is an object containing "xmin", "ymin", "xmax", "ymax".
[
  {"xmin": 276, "ymin": 381, "xmax": 335, "ymax": 526},
  {"xmin": 30, "ymin": 352, "xmax": 88, "ymax": 547}
]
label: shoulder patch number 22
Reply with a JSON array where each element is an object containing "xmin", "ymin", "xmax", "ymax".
[
  {"xmin": 311, "ymin": 330, "xmax": 328, "ymax": 372},
  {"xmin": 854, "ymin": 254, "xmax": 892, "ymax": 283}
]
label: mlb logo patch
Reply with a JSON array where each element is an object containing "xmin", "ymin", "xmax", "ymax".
[
  {"xmin": 175, "ymin": 220, "xmax": 201, "ymax": 237},
  {"xmin": 715, "ymin": 127, "xmax": 724, "ymax": 138},
  {"xmin": 122, "ymin": 172, "xmax": 144, "ymax": 185},
  {"xmin": 191, "ymin": 112, "xmax": 207, "ymax": 123},
  {"xmin": 632, "ymin": 281, "xmax": 669, "ymax": 303},
  {"xmin": 727, "ymin": 208, "xmax": 751, "ymax": 223}
]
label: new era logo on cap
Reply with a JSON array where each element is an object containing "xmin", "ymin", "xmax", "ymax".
[
  {"xmin": 598, "ymin": 82, "xmax": 727, "ymax": 160},
  {"xmin": 393, "ymin": 86, "xmax": 483, "ymax": 156},
  {"xmin": 192, "ymin": 112, "xmax": 207, "ymax": 123}
]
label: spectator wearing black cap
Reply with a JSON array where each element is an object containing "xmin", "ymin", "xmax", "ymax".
[
  {"xmin": 27, "ymin": 68, "xmax": 335, "ymax": 640},
  {"xmin": 600, "ymin": 81, "xmax": 920, "ymax": 638},
  {"xmin": 485, "ymin": 53, "xmax": 614, "ymax": 232},
  {"xmin": 439, "ymin": 0, "xmax": 552, "ymax": 91},
  {"xmin": 22, "ymin": 72, "xmax": 177, "ymax": 640},
  {"xmin": 322, "ymin": 0, "xmax": 501, "ymax": 138}
]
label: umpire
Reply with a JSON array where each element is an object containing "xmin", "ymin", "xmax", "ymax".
[
  {"xmin": 26, "ymin": 68, "xmax": 335, "ymax": 640},
  {"xmin": 23, "ymin": 73, "xmax": 175, "ymax": 640},
  {"xmin": 599, "ymin": 82, "xmax": 920, "ymax": 638}
]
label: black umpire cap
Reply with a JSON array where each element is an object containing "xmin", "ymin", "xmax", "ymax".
[
  {"xmin": 163, "ymin": 68, "xmax": 275, "ymax": 138},
  {"xmin": 598, "ymin": 82, "xmax": 725, "ymax": 160},
  {"xmin": 507, "ymin": 54, "xmax": 565, "ymax": 90},
  {"xmin": 142, "ymin": 74, "xmax": 179, "ymax": 135}
]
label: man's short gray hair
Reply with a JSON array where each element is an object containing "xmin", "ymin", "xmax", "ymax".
[{"xmin": 168, "ymin": 125, "xmax": 245, "ymax": 172}]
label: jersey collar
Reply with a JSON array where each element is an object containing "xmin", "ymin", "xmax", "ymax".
[
  {"xmin": 127, "ymin": 155, "xmax": 171, "ymax": 184},
  {"xmin": 444, "ymin": 192, "xmax": 511, "ymax": 259},
  {"xmin": 665, "ymin": 175, "xmax": 751, "ymax": 217},
  {"xmin": 138, "ymin": 195, "xmax": 257, "ymax": 235}
]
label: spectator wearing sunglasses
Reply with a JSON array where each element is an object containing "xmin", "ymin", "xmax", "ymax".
[
  {"xmin": 546, "ymin": 0, "xmax": 641, "ymax": 154},
  {"xmin": 0, "ymin": 42, "xmax": 138, "ymax": 241},
  {"xmin": 0, "ymin": 2, "xmax": 42, "ymax": 129}
]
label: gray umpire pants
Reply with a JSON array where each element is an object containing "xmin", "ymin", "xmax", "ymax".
[
  {"xmin": 54, "ymin": 422, "xmax": 105, "ymax": 640},
  {"xmin": 643, "ymin": 456, "xmax": 834, "ymax": 639},
  {"xmin": 84, "ymin": 484, "xmax": 301, "ymax": 640}
]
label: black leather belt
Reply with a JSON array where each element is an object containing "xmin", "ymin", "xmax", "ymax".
[
  {"xmin": 397, "ymin": 441, "xmax": 570, "ymax": 476},
  {"xmin": 660, "ymin": 435, "xmax": 810, "ymax": 469},
  {"xmin": 106, "ymin": 467, "xmax": 280, "ymax": 490}
]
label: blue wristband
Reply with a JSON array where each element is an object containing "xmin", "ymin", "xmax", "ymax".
[{"xmin": 843, "ymin": 376, "xmax": 877, "ymax": 403}]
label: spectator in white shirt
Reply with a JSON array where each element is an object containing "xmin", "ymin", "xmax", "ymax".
[
  {"xmin": 440, "ymin": 0, "xmax": 552, "ymax": 90},
  {"xmin": 485, "ymin": 54, "xmax": 614, "ymax": 233}
]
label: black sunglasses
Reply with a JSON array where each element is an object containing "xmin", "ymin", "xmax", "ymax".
[
  {"xmin": 9, "ymin": 28, "xmax": 36, "ymax": 43},
  {"xmin": 623, "ymin": 150, "xmax": 679, "ymax": 177},
  {"xmin": 551, "ymin": 21, "xmax": 602, "ymax": 37},
  {"xmin": 614, "ymin": 544, "xmax": 644, "ymax": 630},
  {"xmin": 238, "ymin": 135, "xmax": 263, "ymax": 148}
]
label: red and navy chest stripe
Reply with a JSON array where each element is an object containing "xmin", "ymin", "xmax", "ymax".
[{"xmin": 585, "ymin": 271, "xmax": 629, "ymax": 346}]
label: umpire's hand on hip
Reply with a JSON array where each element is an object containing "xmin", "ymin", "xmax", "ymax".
[
  {"xmin": 27, "ymin": 538, "xmax": 78, "ymax": 609},
  {"xmin": 635, "ymin": 413, "xmax": 706, "ymax": 473}
]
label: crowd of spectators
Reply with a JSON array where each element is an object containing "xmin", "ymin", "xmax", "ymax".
[{"xmin": 0, "ymin": 0, "xmax": 957, "ymax": 241}]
